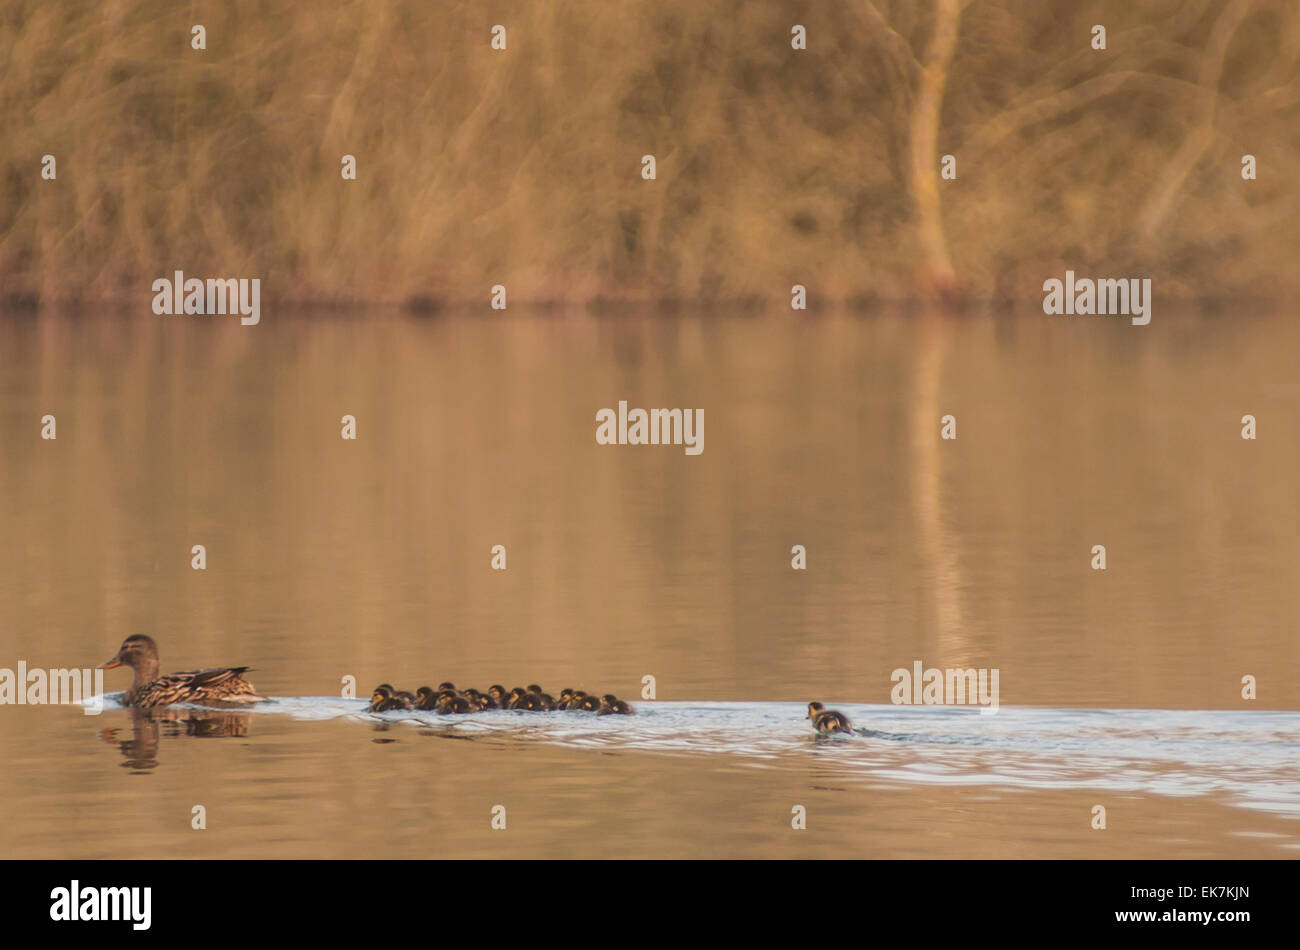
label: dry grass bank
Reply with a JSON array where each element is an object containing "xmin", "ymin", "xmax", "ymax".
[{"xmin": 2, "ymin": 0, "xmax": 1297, "ymax": 309}]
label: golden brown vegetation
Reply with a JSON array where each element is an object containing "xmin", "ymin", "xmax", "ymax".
[{"xmin": 2, "ymin": 0, "xmax": 1298, "ymax": 308}]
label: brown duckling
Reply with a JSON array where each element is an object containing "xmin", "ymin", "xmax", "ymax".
[
  {"xmin": 414, "ymin": 686, "xmax": 440, "ymax": 711},
  {"xmin": 507, "ymin": 687, "xmax": 530, "ymax": 710},
  {"xmin": 807, "ymin": 702, "xmax": 852, "ymax": 734},
  {"xmin": 597, "ymin": 694, "xmax": 634, "ymax": 716},
  {"xmin": 487, "ymin": 684, "xmax": 508, "ymax": 706},
  {"xmin": 436, "ymin": 694, "xmax": 471, "ymax": 715},
  {"xmin": 535, "ymin": 692, "xmax": 557, "ymax": 711},
  {"xmin": 367, "ymin": 684, "xmax": 405, "ymax": 712},
  {"xmin": 526, "ymin": 684, "xmax": 544, "ymax": 695},
  {"xmin": 438, "ymin": 681, "xmax": 457, "ymax": 693},
  {"xmin": 557, "ymin": 688, "xmax": 576, "ymax": 709},
  {"xmin": 392, "ymin": 690, "xmax": 416, "ymax": 710},
  {"xmin": 574, "ymin": 693, "xmax": 602, "ymax": 712},
  {"xmin": 100, "ymin": 635, "xmax": 265, "ymax": 709}
]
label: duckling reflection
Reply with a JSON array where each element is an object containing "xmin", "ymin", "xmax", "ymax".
[{"xmin": 98, "ymin": 706, "xmax": 252, "ymax": 772}]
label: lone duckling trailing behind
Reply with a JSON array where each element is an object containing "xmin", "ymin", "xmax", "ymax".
[
  {"xmin": 807, "ymin": 702, "xmax": 852, "ymax": 734},
  {"xmin": 100, "ymin": 634, "xmax": 264, "ymax": 709}
]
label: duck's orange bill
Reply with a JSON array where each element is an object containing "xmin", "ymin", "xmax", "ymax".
[{"xmin": 100, "ymin": 657, "xmax": 122, "ymax": 669}]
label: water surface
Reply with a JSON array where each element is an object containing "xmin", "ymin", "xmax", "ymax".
[{"xmin": 2, "ymin": 309, "xmax": 1298, "ymax": 857}]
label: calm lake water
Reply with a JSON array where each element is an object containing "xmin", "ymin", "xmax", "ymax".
[{"xmin": 2, "ymin": 309, "xmax": 1298, "ymax": 858}]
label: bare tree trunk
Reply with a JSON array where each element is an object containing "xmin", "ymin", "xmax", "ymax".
[
  {"xmin": 909, "ymin": 0, "xmax": 964, "ymax": 303},
  {"xmin": 1137, "ymin": 0, "xmax": 1255, "ymax": 246}
]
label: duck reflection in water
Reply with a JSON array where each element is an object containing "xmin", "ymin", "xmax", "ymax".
[{"xmin": 97, "ymin": 706, "xmax": 252, "ymax": 772}]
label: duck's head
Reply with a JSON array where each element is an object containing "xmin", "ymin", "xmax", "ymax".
[
  {"xmin": 807, "ymin": 702, "xmax": 825, "ymax": 719},
  {"xmin": 438, "ymin": 681, "xmax": 456, "ymax": 692},
  {"xmin": 463, "ymin": 688, "xmax": 481, "ymax": 701},
  {"xmin": 101, "ymin": 635, "xmax": 160, "ymax": 680},
  {"xmin": 526, "ymin": 684, "xmax": 543, "ymax": 694},
  {"xmin": 601, "ymin": 694, "xmax": 619, "ymax": 704},
  {"xmin": 415, "ymin": 686, "xmax": 436, "ymax": 703},
  {"xmin": 370, "ymin": 684, "xmax": 396, "ymax": 705},
  {"xmin": 488, "ymin": 684, "xmax": 506, "ymax": 699},
  {"xmin": 559, "ymin": 688, "xmax": 574, "ymax": 702},
  {"xmin": 508, "ymin": 687, "xmax": 526, "ymax": 702}
]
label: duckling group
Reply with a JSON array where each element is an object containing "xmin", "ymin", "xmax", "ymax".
[{"xmin": 367, "ymin": 682, "xmax": 635, "ymax": 716}]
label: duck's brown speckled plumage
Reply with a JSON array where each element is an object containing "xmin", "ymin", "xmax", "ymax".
[
  {"xmin": 101, "ymin": 635, "xmax": 264, "ymax": 709},
  {"xmin": 807, "ymin": 701, "xmax": 852, "ymax": 734}
]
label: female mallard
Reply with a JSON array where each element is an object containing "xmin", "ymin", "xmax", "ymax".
[
  {"xmin": 100, "ymin": 634, "xmax": 264, "ymax": 709},
  {"xmin": 807, "ymin": 702, "xmax": 852, "ymax": 734},
  {"xmin": 597, "ymin": 694, "xmax": 634, "ymax": 716}
]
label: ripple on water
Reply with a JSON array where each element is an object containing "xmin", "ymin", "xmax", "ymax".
[{"xmin": 89, "ymin": 694, "xmax": 1300, "ymax": 819}]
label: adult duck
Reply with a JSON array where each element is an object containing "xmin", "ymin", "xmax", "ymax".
[{"xmin": 100, "ymin": 635, "xmax": 263, "ymax": 709}]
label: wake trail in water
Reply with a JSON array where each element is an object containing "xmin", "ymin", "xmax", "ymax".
[{"xmin": 91, "ymin": 694, "xmax": 1300, "ymax": 820}]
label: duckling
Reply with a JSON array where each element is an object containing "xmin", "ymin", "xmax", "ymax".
[
  {"xmin": 438, "ymin": 681, "xmax": 457, "ymax": 693},
  {"xmin": 475, "ymin": 693, "xmax": 497, "ymax": 710},
  {"xmin": 392, "ymin": 690, "xmax": 417, "ymax": 710},
  {"xmin": 414, "ymin": 686, "xmax": 440, "ymax": 711},
  {"xmin": 487, "ymin": 685, "xmax": 509, "ymax": 707},
  {"xmin": 436, "ymin": 694, "xmax": 471, "ymax": 715},
  {"xmin": 526, "ymin": 684, "xmax": 544, "ymax": 695},
  {"xmin": 535, "ymin": 693, "xmax": 557, "ymax": 711},
  {"xmin": 557, "ymin": 688, "xmax": 576, "ymax": 709},
  {"xmin": 597, "ymin": 694, "xmax": 634, "ymax": 716},
  {"xmin": 807, "ymin": 702, "xmax": 852, "ymax": 734},
  {"xmin": 368, "ymin": 684, "xmax": 407, "ymax": 713},
  {"xmin": 100, "ymin": 634, "xmax": 264, "ymax": 709},
  {"xmin": 507, "ymin": 687, "xmax": 530, "ymax": 710},
  {"xmin": 564, "ymin": 689, "xmax": 591, "ymax": 710},
  {"xmin": 575, "ymin": 693, "xmax": 602, "ymax": 712}
]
